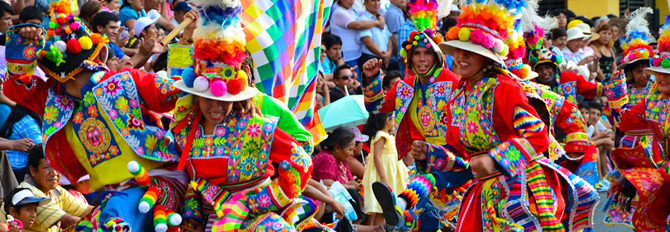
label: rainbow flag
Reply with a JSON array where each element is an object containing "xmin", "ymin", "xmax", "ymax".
[{"xmin": 240, "ymin": 0, "xmax": 332, "ymax": 144}]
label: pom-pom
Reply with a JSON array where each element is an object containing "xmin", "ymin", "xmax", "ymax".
[
  {"xmin": 155, "ymin": 224, "xmax": 167, "ymax": 232},
  {"xmin": 470, "ymin": 30, "xmax": 484, "ymax": 45},
  {"xmin": 139, "ymin": 187, "xmax": 159, "ymax": 213},
  {"xmin": 154, "ymin": 205, "xmax": 169, "ymax": 232},
  {"xmin": 90, "ymin": 33, "xmax": 103, "ymax": 45},
  {"xmin": 482, "ymin": 35, "xmax": 495, "ymax": 49},
  {"xmin": 182, "ymin": 67, "xmax": 196, "ymax": 87},
  {"xmin": 210, "ymin": 80, "xmax": 227, "ymax": 97},
  {"xmin": 54, "ymin": 28, "xmax": 61, "ymax": 36},
  {"xmin": 67, "ymin": 39, "xmax": 81, "ymax": 54},
  {"xmin": 193, "ymin": 76, "xmax": 209, "ymax": 92},
  {"xmin": 642, "ymin": 50, "xmax": 650, "ymax": 58},
  {"xmin": 57, "ymin": 14, "xmax": 66, "ymax": 24},
  {"xmin": 662, "ymin": 58, "xmax": 670, "ymax": 68},
  {"xmin": 55, "ymin": 40, "xmax": 67, "ymax": 53},
  {"xmin": 493, "ymin": 39, "xmax": 505, "ymax": 53},
  {"xmin": 138, "ymin": 201, "xmax": 151, "ymax": 213},
  {"xmin": 227, "ymin": 77, "xmax": 245, "ymax": 95},
  {"xmin": 458, "ymin": 28, "xmax": 471, "ymax": 42},
  {"xmin": 49, "ymin": 21, "xmax": 57, "ymax": 29},
  {"xmin": 127, "ymin": 161, "xmax": 140, "ymax": 173},
  {"xmin": 653, "ymin": 57, "xmax": 663, "ymax": 66},
  {"xmin": 399, "ymin": 49, "xmax": 407, "ymax": 58},
  {"xmin": 70, "ymin": 22, "xmax": 80, "ymax": 31},
  {"xmin": 79, "ymin": 36, "xmax": 93, "ymax": 50},
  {"xmin": 167, "ymin": 212, "xmax": 182, "ymax": 227},
  {"xmin": 47, "ymin": 30, "xmax": 54, "ymax": 37},
  {"xmin": 447, "ymin": 27, "xmax": 460, "ymax": 40}
]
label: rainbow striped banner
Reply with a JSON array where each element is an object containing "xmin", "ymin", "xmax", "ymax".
[{"xmin": 240, "ymin": 0, "xmax": 332, "ymax": 144}]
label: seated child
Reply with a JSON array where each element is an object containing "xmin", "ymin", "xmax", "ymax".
[{"xmin": 3, "ymin": 188, "xmax": 49, "ymax": 232}]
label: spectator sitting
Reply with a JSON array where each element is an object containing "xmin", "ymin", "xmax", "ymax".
[
  {"xmin": 315, "ymin": 72, "xmax": 331, "ymax": 109},
  {"xmin": 552, "ymin": 9, "xmax": 568, "ymax": 30},
  {"xmin": 93, "ymin": 11, "xmax": 150, "ymax": 69},
  {"xmin": 119, "ymin": 0, "xmax": 146, "ymax": 32},
  {"xmin": 3, "ymin": 188, "xmax": 49, "ymax": 232},
  {"xmin": 321, "ymin": 34, "xmax": 344, "ymax": 81},
  {"xmin": 101, "ymin": 0, "xmax": 121, "ymax": 12},
  {"xmin": 563, "ymin": 27, "xmax": 595, "ymax": 72},
  {"xmin": 171, "ymin": 1, "xmax": 191, "ymax": 30},
  {"xmin": 0, "ymin": 1, "xmax": 12, "ymax": 37},
  {"xmin": 581, "ymin": 101, "xmax": 614, "ymax": 192},
  {"xmin": 0, "ymin": 144, "xmax": 94, "ymax": 232},
  {"xmin": 312, "ymin": 127, "xmax": 359, "ymax": 190},
  {"xmin": 358, "ymin": 0, "xmax": 392, "ymax": 68},
  {"xmin": 330, "ymin": 65, "xmax": 355, "ymax": 102},
  {"xmin": 382, "ymin": 70, "xmax": 401, "ymax": 91},
  {"xmin": 0, "ymin": 103, "xmax": 41, "ymax": 183},
  {"xmin": 142, "ymin": 0, "xmax": 176, "ymax": 31}
]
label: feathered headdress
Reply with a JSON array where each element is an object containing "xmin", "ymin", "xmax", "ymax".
[
  {"xmin": 399, "ymin": 0, "xmax": 444, "ymax": 65},
  {"xmin": 441, "ymin": 0, "xmax": 526, "ymax": 66},
  {"xmin": 620, "ymin": 7, "xmax": 655, "ymax": 70},
  {"xmin": 173, "ymin": 0, "xmax": 257, "ymax": 102},
  {"xmin": 520, "ymin": 0, "xmax": 555, "ymax": 52}
]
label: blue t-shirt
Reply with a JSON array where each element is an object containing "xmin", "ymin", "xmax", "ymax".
[
  {"xmin": 0, "ymin": 103, "xmax": 10, "ymax": 129},
  {"xmin": 321, "ymin": 56, "xmax": 337, "ymax": 75},
  {"xmin": 119, "ymin": 7, "xmax": 146, "ymax": 27},
  {"xmin": 109, "ymin": 43, "xmax": 126, "ymax": 59}
]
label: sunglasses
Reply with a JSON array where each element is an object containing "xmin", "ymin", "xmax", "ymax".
[{"xmin": 338, "ymin": 74, "xmax": 353, "ymax": 79}]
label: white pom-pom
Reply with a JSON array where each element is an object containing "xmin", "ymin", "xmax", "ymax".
[
  {"xmin": 168, "ymin": 213, "xmax": 182, "ymax": 227},
  {"xmin": 138, "ymin": 201, "xmax": 151, "ymax": 213},
  {"xmin": 155, "ymin": 224, "xmax": 168, "ymax": 232},
  {"xmin": 493, "ymin": 39, "xmax": 505, "ymax": 53},
  {"xmin": 193, "ymin": 76, "xmax": 209, "ymax": 92},
  {"xmin": 127, "ymin": 161, "xmax": 140, "ymax": 173},
  {"xmin": 55, "ymin": 40, "xmax": 67, "ymax": 53}
]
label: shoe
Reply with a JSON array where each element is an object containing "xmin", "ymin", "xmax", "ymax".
[
  {"xmin": 372, "ymin": 182, "xmax": 402, "ymax": 230},
  {"xmin": 596, "ymin": 182, "xmax": 610, "ymax": 192}
]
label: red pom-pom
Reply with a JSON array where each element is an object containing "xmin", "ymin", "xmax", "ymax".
[
  {"xmin": 67, "ymin": 38, "xmax": 81, "ymax": 54},
  {"xmin": 226, "ymin": 78, "xmax": 245, "ymax": 95},
  {"xmin": 47, "ymin": 30, "xmax": 54, "ymax": 37}
]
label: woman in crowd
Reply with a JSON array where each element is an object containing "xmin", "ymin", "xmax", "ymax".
[
  {"xmin": 78, "ymin": 1, "xmax": 101, "ymax": 28},
  {"xmin": 119, "ymin": 0, "xmax": 145, "ymax": 32},
  {"xmin": 312, "ymin": 127, "xmax": 359, "ymax": 190},
  {"xmin": 590, "ymin": 23, "xmax": 617, "ymax": 81}
]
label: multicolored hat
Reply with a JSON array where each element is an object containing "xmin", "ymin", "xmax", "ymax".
[
  {"xmin": 5, "ymin": 24, "xmax": 46, "ymax": 85},
  {"xmin": 172, "ymin": 0, "xmax": 257, "ymax": 101},
  {"xmin": 528, "ymin": 47, "xmax": 562, "ymax": 72},
  {"xmin": 37, "ymin": 0, "xmax": 109, "ymax": 83},
  {"xmin": 440, "ymin": 0, "xmax": 526, "ymax": 66},
  {"xmin": 504, "ymin": 0, "xmax": 542, "ymax": 80},
  {"xmin": 646, "ymin": 14, "xmax": 670, "ymax": 75},
  {"xmin": 399, "ymin": 0, "xmax": 445, "ymax": 67},
  {"xmin": 619, "ymin": 7, "xmax": 655, "ymax": 70}
]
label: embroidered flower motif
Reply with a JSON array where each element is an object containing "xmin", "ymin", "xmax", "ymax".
[
  {"xmin": 108, "ymin": 110, "xmax": 117, "ymax": 120},
  {"xmin": 55, "ymin": 95, "xmax": 74, "ymax": 110},
  {"xmin": 290, "ymin": 144, "xmax": 311, "ymax": 169},
  {"xmin": 247, "ymin": 123, "xmax": 261, "ymax": 138},
  {"xmin": 204, "ymin": 137, "xmax": 214, "ymax": 147},
  {"xmin": 116, "ymin": 97, "xmax": 129, "ymax": 114},
  {"xmin": 94, "ymin": 88, "xmax": 103, "ymax": 97},
  {"xmin": 104, "ymin": 78, "xmax": 122, "ymax": 96},
  {"xmin": 109, "ymin": 145, "xmax": 119, "ymax": 156},
  {"xmin": 44, "ymin": 107, "xmax": 59, "ymax": 123},
  {"xmin": 87, "ymin": 105, "xmax": 99, "ymax": 118},
  {"xmin": 155, "ymin": 76, "xmax": 176, "ymax": 94},
  {"xmin": 127, "ymin": 114, "xmax": 145, "ymax": 131},
  {"xmin": 466, "ymin": 121, "xmax": 478, "ymax": 134},
  {"xmin": 257, "ymin": 195, "xmax": 272, "ymax": 209},
  {"xmin": 23, "ymin": 45, "xmax": 36, "ymax": 60},
  {"xmin": 73, "ymin": 112, "xmax": 84, "ymax": 124},
  {"xmin": 215, "ymin": 127, "xmax": 226, "ymax": 137},
  {"xmin": 129, "ymin": 99, "xmax": 139, "ymax": 108},
  {"xmin": 54, "ymin": 121, "xmax": 62, "ymax": 128},
  {"xmin": 83, "ymin": 92, "xmax": 96, "ymax": 107},
  {"xmin": 121, "ymin": 128, "xmax": 130, "ymax": 136},
  {"xmin": 280, "ymin": 161, "xmax": 291, "ymax": 170}
]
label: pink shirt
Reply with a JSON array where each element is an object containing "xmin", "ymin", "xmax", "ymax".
[{"xmin": 312, "ymin": 150, "xmax": 353, "ymax": 184}]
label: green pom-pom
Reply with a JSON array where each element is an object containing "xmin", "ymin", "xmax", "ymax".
[
  {"xmin": 49, "ymin": 21, "xmax": 57, "ymax": 29},
  {"xmin": 399, "ymin": 49, "xmax": 407, "ymax": 58},
  {"xmin": 662, "ymin": 59, "xmax": 670, "ymax": 68},
  {"xmin": 530, "ymin": 57, "xmax": 539, "ymax": 66},
  {"xmin": 458, "ymin": 28, "xmax": 471, "ymax": 42}
]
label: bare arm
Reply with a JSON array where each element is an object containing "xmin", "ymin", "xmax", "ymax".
[
  {"xmin": 361, "ymin": 37, "xmax": 384, "ymax": 57},
  {"xmin": 58, "ymin": 214, "xmax": 82, "ymax": 229},
  {"xmin": 372, "ymin": 138, "xmax": 388, "ymax": 185},
  {"xmin": 347, "ymin": 20, "xmax": 381, "ymax": 30}
]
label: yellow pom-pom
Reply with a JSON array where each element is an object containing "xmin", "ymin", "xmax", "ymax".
[
  {"xmin": 642, "ymin": 50, "xmax": 650, "ymax": 58},
  {"xmin": 458, "ymin": 28, "xmax": 471, "ymax": 42},
  {"xmin": 79, "ymin": 36, "xmax": 93, "ymax": 50}
]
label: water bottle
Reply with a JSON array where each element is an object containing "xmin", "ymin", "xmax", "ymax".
[{"xmin": 120, "ymin": 28, "xmax": 129, "ymax": 40}]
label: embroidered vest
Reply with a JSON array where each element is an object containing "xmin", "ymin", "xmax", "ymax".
[
  {"xmin": 450, "ymin": 77, "xmax": 500, "ymax": 153},
  {"xmin": 395, "ymin": 76, "xmax": 453, "ymax": 144}
]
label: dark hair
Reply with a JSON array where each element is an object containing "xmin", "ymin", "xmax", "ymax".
[
  {"xmin": 362, "ymin": 112, "xmax": 393, "ymax": 140},
  {"xmin": 564, "ymin": 10, "xmax": 576, "ymax": 19},
  {"xmin": 27, "ymin": 144, "xmax": 45, "ymax": 172},
  {"xmin": 122, "ymin": 0, "xmax": 132, "ymax": 9},
  {"xmin": 575, "ymin": 16, "xmax": 593, "ymax": 28},
  {"xmin": 322, "ymin": 34, "xmax": 343, "ymax": 50},
  {"xmin": 549, "ymin": 28, "xmax": 567, "ymax": 40},
  {"xmin": 4, "ymin": 188, "xmax": 31, "ymax": 216},
  {"xmin": 320, "ymin": 127, "xmax": 355, "ymax": 151},
  {"xmin": 551, "ymin": 9, "xmax": 565, "ymax": 18},
  {"xmin": 0, "ymin": 1, "xmax": 11, "ymax": 18},
  {"xmin": 92, "ymin": 11, "xmax": 119, "ymax": 33},
  {"xmin": 625, "ymin": 60, "xmax": 649, "ymax": 85},
  {"xmin": 588, "ymin": 101, "xmax": 602, "ymax": 111},
  {"xmin": 333, "ymin": 64, "xmax": 351, "ymax": 79},
  {"xmin": 152, "ymin": 52, "xmax": 168, "ymax": 72},
  {"xmin": 19, "ymin": 6, "xmax": 44, "ymax": 24},
  {"xmin": 440, "ymin": 17, "xmax": 458, "ymax": 33},
  {"xmin": 607, "ymin": 14, "xmax": 617, "ymax": 19},
  {"xmin": 383, "ymin": 70, "xmax": 401, "ymax": 89},
  {"xmin": 0, "ymin": 105, "xmax": 42, "ymax": 138},
  {"xmin": 79, "ymin": 1, "xmax": 102, "ymax": 24}
]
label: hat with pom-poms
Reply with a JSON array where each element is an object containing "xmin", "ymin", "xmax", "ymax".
[
  {"xmin": 646, "ymin": 14, "xmax": 670, "ymax": 75},
  {"xmin": 439, "ymin": 0, "xmax": 527, "ymax": 66},
  {"xmin": 399, "ymin": 0, "xmax": 445, "ymax": 71},
  {"xmin": 528, "ymin": 47, "xmax": 562, "ymax": 73},
  {"xmin": 33, "ymin": 0, "xmax": 108, "ymax": 83},
  {"xmin": 619, "ymin": 7, "xmax": 655, "ymax": 71},
  {"xmin": 172, "ymin": 0, "xmax": 257, "ymax": 102}
]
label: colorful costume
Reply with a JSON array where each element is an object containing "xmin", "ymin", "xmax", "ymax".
[
  {"xmin": 601, "ymin": 14, "xmax": 670, "ymax": 231},
  {"xmin": 363, "ymin": 1, "xmax": 469, "ymax": 230},
  {"xmin": 439, "ymin": 0, "xmax": 598, "ymax": 231},
  {"xmin": 169, "ymin": 0, "xmax": 313, "ymax": 231},
  {"xmin": 3, "ymin": 1, "xmax": 185, "ymax": 230}
]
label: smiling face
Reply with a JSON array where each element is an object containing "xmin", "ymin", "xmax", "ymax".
[
  {"xmin": 535, "ymin": 63, "xmax": 556, "ymax": 85},
  {"xmin": 656, "ymin": 72, "xmax": 670, "ymax": 98},
  {"xmin": 452, "ymin": 48, "xmax": 487, "ymax": 80},
  {"xmin": 411, "ymin": 46, "xmax": 437, "ymax": 75},
  {"xmin": 198, "ymin": 97, "xmax": 234, "ymax": 126},
  {"xmin": 553, "ymin": 36, "xmax": 567, "ymax": 50},
  {"xmin": 29, "ymin": 159, "xmax": 60, "ymax": 192},
  {"xmin": 333, "ymin": 139, "xmax": 356, "ymax": 162}
]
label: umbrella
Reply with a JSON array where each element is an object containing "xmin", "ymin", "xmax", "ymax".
[{"xmin": 318, "ymin": 94, "xmax": 369, "ymax": 131}]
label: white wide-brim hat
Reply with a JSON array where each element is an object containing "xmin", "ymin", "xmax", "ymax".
[
  {"xmin": 566, "ymin": 27, "xmax": 587, "ymax": 42},
  {"xmin": 439, "ymin": 40, "xmax": 505, "ymax": 66},
  {"xmin": 645, "ymin": 66, "xmax": 670, "ymax": 75},
  {"xmin": 173, "ymin": 80, "xmax": 259, "ymax": 102}
]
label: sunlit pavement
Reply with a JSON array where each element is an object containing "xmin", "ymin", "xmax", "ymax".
[{"xmin": 593, "ymin": 192, "xmax": 633, "ymax": 231}]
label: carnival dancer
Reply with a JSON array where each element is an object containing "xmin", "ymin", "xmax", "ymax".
[
  {"xmin": 169, "ymin": 0, "xmax": 313, "ymax": 231},
  {"xmin": 1, "ymin": 0, "xmax": 201, "ymax": 230},
  {"xmin": 361, "ymin": 0, "xmax": 469, "ymax": 231},
  {"xmin": 388, "ymin": 0, "xmax": 597, "ymax": 230},
  {"xmin": 600, "ymin": 16, "xmax": 670, "ymax": 232}
]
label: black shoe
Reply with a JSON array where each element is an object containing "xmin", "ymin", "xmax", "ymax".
[{"xmin": 372, "ymin": 182, "xmax": 402, "ymax": 230}]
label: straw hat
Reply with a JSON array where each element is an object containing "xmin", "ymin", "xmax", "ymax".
[
  {"xmin": 577, "ymin": 23, "xmax": 599, "ymax": 42},
  {"xmin": 172, "ymin": 0, "xmax": 257, "ymax": 102},
  {"xmin": 566, "ymin": 27, "xmax": 587, "ymax": 42},
  {"xmin": 440, "ymin": 0, "xmax": 525, "ymax": 66},
  {"xmin": 618, "ymin": 7, "xmax": 655, "ymax": 71}
]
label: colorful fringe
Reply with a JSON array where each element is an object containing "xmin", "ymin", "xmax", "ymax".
[
  {"xmin": 190, "ymin": 179, "xmax": 231, "ymax": 217},
  {"xmin": 525, "ymin": 162, "xmax": 565, "ymax": 231},
  {"xmin": 399, "ymin": 174, "xmax": 436, "ymax": 208}
]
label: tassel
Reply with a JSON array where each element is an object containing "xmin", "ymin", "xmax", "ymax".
[
  {"xmin": 139, "ymin": 186, "xmax": 160, "ymax": 213},
  {"xmin": 154, "ymin": 205, "xmax": 169, "ymax": 232},
  {"xmin": 127, "ymin": 161, "xmax": 152, "ymax": 187}
]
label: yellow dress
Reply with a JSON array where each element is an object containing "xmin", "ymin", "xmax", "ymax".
[{"xmin": 363, "ymin": 130, "xmax": 409, "ymax": 214}]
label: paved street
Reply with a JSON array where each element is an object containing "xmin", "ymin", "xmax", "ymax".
[{"xmin": 593, "ymin": 192, "xmax": 633, "ymax": 232}]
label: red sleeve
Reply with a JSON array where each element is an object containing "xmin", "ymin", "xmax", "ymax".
[
  {"xmin": 555, "ymin": 100, "xmax": 589, "ymax": 153},
  {"xmin": 613, "ymin": 99, "xmax": 648, "ymax": 132},
  {"xmin": 2, "ymin": 73, "xmax": 49, "ymax": 115},
  {"xmin": 563, "ymin": 72, "xmax": 603, "ymax": 100},
  {"xmin": 267, "ymin": 128, "xmax": 313, "ymax": 200},
  {"xmin": 105, "ymin": 68, "xmax": 181, "ymax": 113}
]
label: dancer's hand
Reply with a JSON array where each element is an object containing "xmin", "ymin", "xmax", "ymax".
[
  {"xmin": 234, "ymin": 98, "xmax": 262, "ymax": 117},
  {"xmin": 18, "ymin": 26, "xmax": 43, "ymax": 41},
  {"xmin": 362, "ymin": 58, "xmax": 382, "ymax": 85},
  {"xmin": 409, "ymin": 140, "xmax": 427, "ymax": 161},
  {"xmin": 470, "ymin": 155, "xmax": 496, "ymax": 176}
]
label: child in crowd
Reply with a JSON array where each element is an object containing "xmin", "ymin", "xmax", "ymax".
[
  {"xmin": 382, "ymin": 70, "xmax": 402, "ymax": 91},
  {"xmin": 3, "ymin": 188, "xmax": 49, "ymax": 232},
  {"xmin": 362, "ymin": 112, "xmax": 408, "ymax": 226},
  {"xmin": 582, "ymin": 101, "xmax": 614, "ymax": 191}
]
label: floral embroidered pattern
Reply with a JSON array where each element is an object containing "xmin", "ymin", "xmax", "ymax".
[{"xmin": 450, "ymin": 77, "xmax": 499, "ymax": 153}]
